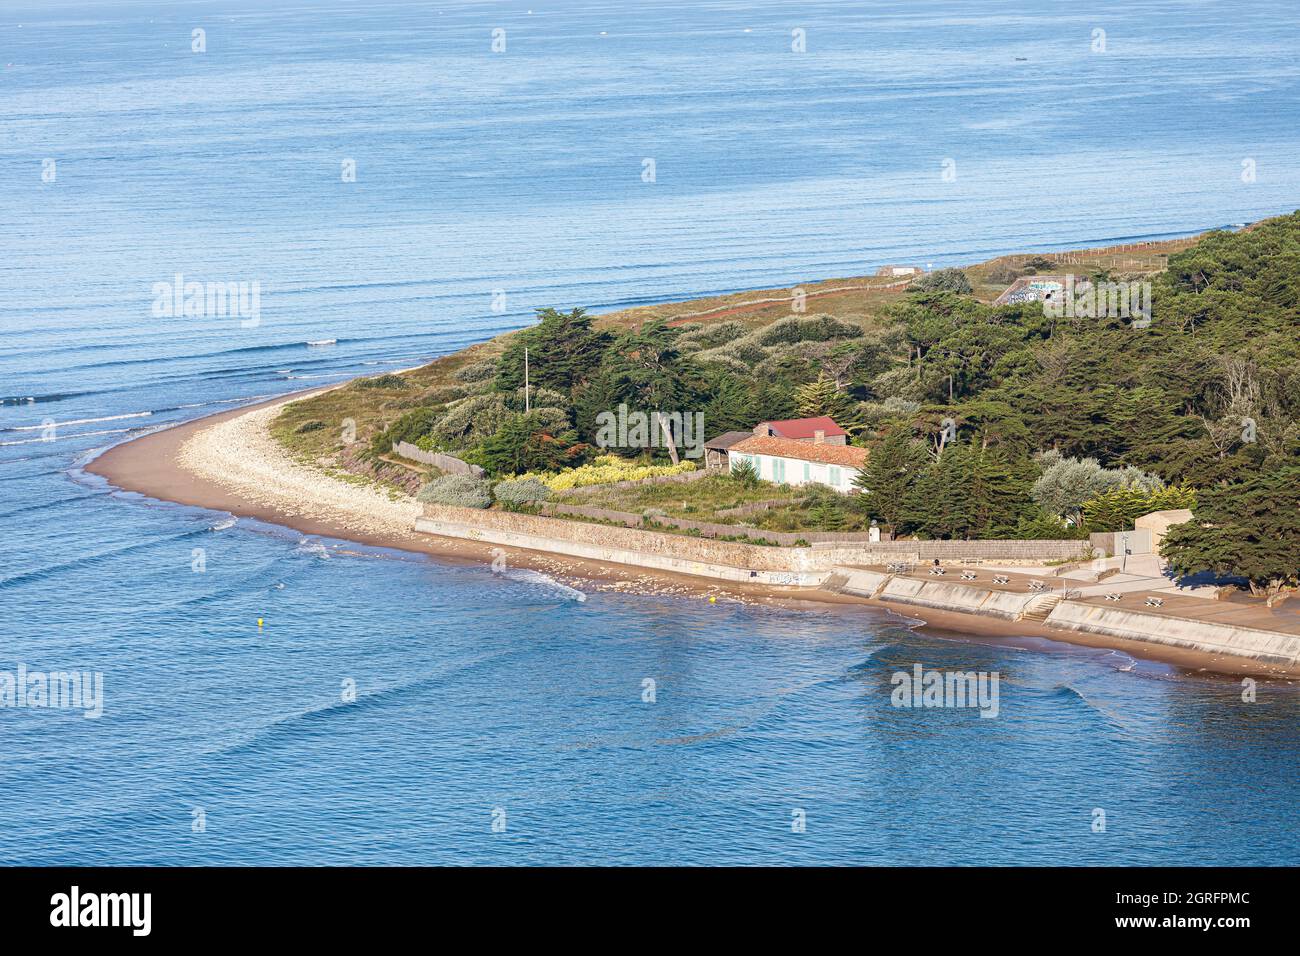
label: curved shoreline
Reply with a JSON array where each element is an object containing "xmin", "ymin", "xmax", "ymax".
[{"xmin": 85, "ymin": 390, "xmax": 1299, "ymax": 681}]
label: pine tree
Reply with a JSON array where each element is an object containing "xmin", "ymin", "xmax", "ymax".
[
  {"xmin": 703, "ymin": 374, "xmax": 754, "ymax": 435},
  {"xmin": 853, "ymin": 432, "xmax": 929, "ymax": 527},
  {"xmin": 496, "ymin": 308, "xmax": 612, "ymax": 395},
  {"xmin": 794, "ymin": 374, "xmax": 858, "ymax": 425},
  {"xmin": 1162, "ymin": 462, "xmax": 1300, "ymax": 598}
]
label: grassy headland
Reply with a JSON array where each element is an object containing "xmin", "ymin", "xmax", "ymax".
[{"xmin": 272, "ymin": 214, "xmax": 1300, "ymax": 599}]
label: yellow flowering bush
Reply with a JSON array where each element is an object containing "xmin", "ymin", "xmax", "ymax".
[{"xmin": 520, "ymin": 454, "xmax": 696, "ymax": 491}]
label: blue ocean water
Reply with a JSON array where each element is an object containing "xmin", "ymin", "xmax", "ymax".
[{"xmin": 1, "ymin": 0, "xmax": 1297, "ymax": 865}]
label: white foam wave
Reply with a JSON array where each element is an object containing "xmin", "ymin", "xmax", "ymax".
[
  {"xmin": 499, "ymin": 567, "xmax": 586, "ymax": 602},
  {"xmin": 4, "ymin": 410, "xmax": 152, "ymax": 431}
]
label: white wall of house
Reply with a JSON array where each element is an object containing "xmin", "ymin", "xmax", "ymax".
[{"xmin": 728, "ymin": 451, "xmax": 860, "ymax": 493}]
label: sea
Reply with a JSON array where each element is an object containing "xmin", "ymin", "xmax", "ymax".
[{"xmin": 1, "ymin": 0, "xmax": 1297, "ymax": 865}]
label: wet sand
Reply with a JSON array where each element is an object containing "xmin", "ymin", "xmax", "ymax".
[{"xmin": 85, "ymin": 391, "xmax": 1299, "ymax": 681}]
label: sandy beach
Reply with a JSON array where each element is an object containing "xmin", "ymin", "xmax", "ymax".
[{"xmin": 85, "ymin": 391, "xmax": 1299, "ymax": 681}]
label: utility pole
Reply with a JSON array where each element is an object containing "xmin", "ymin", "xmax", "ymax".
[{"xmin": 524, "ymin": 346, "xmax": 531, "ymax": 414}]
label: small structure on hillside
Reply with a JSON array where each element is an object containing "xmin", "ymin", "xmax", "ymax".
[
  {"xmin": 703, "ymin": 431, "xmax": 754, "ymax": 469},
  {"xmin": 1135, "ymin": 509, "xmax": 1195, "ymax": 553},
  {"xmin": 750, "ymin": 416, "xmax": 848, "ymax": 446},
  {"xmin": 994, "ymin": 274, "xmax": 1086, "ymax": 307},
  {"xmin": 727, "ymin": 420, "xmax": 867, "ymax": 493}
]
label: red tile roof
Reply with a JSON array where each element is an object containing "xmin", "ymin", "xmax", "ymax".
[
  {"xmin": 731, "ymin": 435, "xmax": 868, "ymax": 468},
  {"xmin": 763, "ymin": 416, "xmax": 848, "ymax": 440}
]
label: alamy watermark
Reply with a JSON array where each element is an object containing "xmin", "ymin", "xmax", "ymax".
[
  {"xmin": 152, "ymin": 273, "xmax": 261, "ymax": 328},
  {"xmin": 1042, "ymin": 274, "xmax": 1151, "ymax": 326},
  {"xmin": 890, "ymin": 663, "xmax": 999, "ymax": 718},
  {"xmin": 594, "ymin": 403, "xmax": 704, "ymax": 459},
  {"xmin": 1, "ymin": 664, "xmax": 104, "ymax": 718}
]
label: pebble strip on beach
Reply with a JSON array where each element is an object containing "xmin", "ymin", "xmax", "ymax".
[
  {"xmin": 177, "ymin": 400, "xmax": 422, "ymax": 540},
  {"xmin": 175, "ymin": 400, "xmax": 759, "ymax": 604}
]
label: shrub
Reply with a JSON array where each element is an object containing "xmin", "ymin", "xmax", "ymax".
[
  {"xmin": 756, "ymin": 314, "xmax": 860, "ymax": 346},
  {"xmin": 492, "ymin": 477, "xmax": 551, "ymax": 510},
  {"xmin": 724, "ymin": 341, "xmax": 770, "ymax": 365},
  {"xmin": 372, "ymin": 406, "xmax": 442, "ymax": 455},
  {"xmin": 509, "ymin": 387, "xmax": 567, "ymax": 413},
  {"xmin": 294, "ymin": 420, "xmax": 326, "ymax": 434},
  {"xmin": 1013, "ymin": 509, "xmax": 1086, "ymax": 540},
  {"xmin": 1032, "ymin": 452, "xmax": 1164, "ymax": 526},
  {"xmin": 423, "ymin": 385, "xmax": 470, "ymax": 404},
  {"xmin": 691, "ymin": 353, "xmax": 751, "ymax": 375},
  {"xmin": 478, "ymin": 412, "xmax": 589, "ymax": 476},
  {"xmin": 1083, "ymin": 485, "xmax": 1196, "ymax": 533},
  {"xmin": 454, "ymin": 360, "xmax": 498, "ymax": 383},
  {"xmin": 416, "ymin": 474, "xmax": 492, "ymax": 509},
  {"xmin": 518, "ymin": 454, "xmax": 696, "ymax": 491},
  {"xmin": 430, "ymin": 394, "xmax": 511, "ymax": 449},
  {"xmin": 985, "ymin": 264, "xmax": 1025, "ymax": 285},
  {"xmin": 911, "ymin": 268, "xmax": 973, "ymax": 294},
  {"xmin": 356, "ymin": 373, "xmax": 410, "ymax": 390},
  {"xmin": 677, "ymin": 320, "xmax": 748, "ymax": 350},
  {"xmin": 729, "ymin": 459, "xmax": 760, "ymax": 488}
]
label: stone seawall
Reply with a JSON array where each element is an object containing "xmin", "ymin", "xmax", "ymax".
[
  {"xmin": 874, "ymin": 576, "xmax": 1046, "ymax": 620},
  {"xmin": 411, "ymin": 506, "xmax": 1300, "ymax": 668},
  {"xmin": 415, "ymin": 505, "xmax": 879, "ymax": 585}
]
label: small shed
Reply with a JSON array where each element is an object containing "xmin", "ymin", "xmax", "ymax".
[{"xmin": 703, "ymin": 431, "xmax": 754, "ymax": 469}]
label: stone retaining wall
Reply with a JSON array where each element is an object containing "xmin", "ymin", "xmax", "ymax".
[
  {"xmin": 416, "ymin": 504, "xmax": 838, "ymax": 585},
  {"xmin": 416, "ymin": 504, "xmax": 1091, "ymax": 574},
  {"xmin": 540, "ymin": 501, "xmax": 1090, "ymax": 558}
]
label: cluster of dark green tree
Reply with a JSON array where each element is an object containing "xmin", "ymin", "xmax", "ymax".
[
  {"xmin": 850, "ymin": 212, "xmax": 1299, "ymax": 589},
  {"xmin": 376, "ymin": 306, "xmax": 876, "ymax": 477},
  {"xmin": 374, "ymin": 212, "xmax": 1299, "ymax": 590}
]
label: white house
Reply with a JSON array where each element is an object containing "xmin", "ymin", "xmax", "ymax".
[{"xmin": 727, "ymin": 434, "xmax": 867, "ymax": 493}]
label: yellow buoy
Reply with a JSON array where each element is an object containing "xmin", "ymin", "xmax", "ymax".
[
  {"xmin": 708, "ymin": 596, "xmax": 716, "ymax": 603},
  {"xmin": 257, "ymin": 618, "xmax": 264, "ymax": 628}
]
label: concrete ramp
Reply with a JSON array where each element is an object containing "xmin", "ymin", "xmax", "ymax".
[
  {"xmin": 878, "ymin": 577, "xmax": 1040, "ymax": 620},
  {"xmin": 1046, "ymin": 601, "xmax": 1300, "ymax": 667},
  {"xmin": 836, "ymin": 568, "xmax": 892, "ymax": 598}
]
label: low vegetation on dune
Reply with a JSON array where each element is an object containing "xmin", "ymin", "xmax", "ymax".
[{"xmin": 272, "ymin": 214, "xmax": 1300, "ymax": 595}]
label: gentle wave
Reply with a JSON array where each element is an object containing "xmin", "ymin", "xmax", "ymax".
[{"xmin": 0, "ymin": 411, "xmax": 153, "ymax": 433}]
